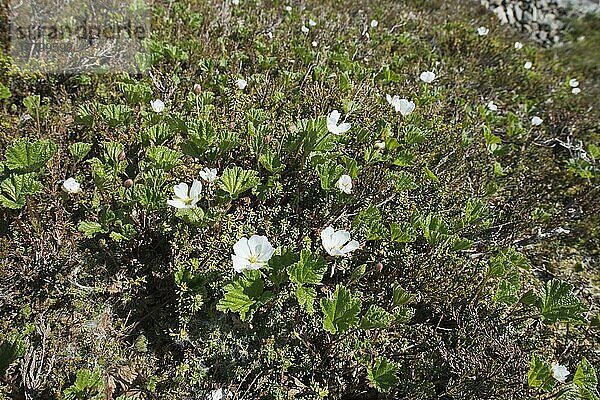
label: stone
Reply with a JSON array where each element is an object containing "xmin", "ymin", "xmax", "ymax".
[
  {"xmin": 494, "ymin": 6, "xmax": 509, "ymax": 24},
  {"xmin": 515, "ymin": 4, "xmax": 524, "ymax": 20},
  {"xmin": 506, "ymin": 6, "xmax": 516, "ymax": 24}
]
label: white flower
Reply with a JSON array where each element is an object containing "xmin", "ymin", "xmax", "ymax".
[
  {"xmin": 167, "ymin": 180, "xmax": 202, "ymax": 209},
  {"xmin": 62, "ymin": 177, "xmax": 81, "ymax": 194},
  {"xmin": 284, "ymin": 5, "xmax": 292, "ymax": 12},
  {"xmin": 326, "ymin": 110, "xmax": 351, "ymax": 135},
  {"xmin": 199, "ymin": 167, "xmax": 218, "ymax": 183},
  {"xmin": 572, "ymin": 87, "xmax": 581, "ymax": 95},
  {"xmin": 551, "ymin": 363, "xmax": 570, "ymax": 383},
  {"xmin": 151, "ymin": 99, "xmax": 165, "ymax": 113},
  {"xmin": 370, "ymin": 19, "xmax": 378, "ymax": 28},
  {"xmin": 312, "ymin": 41, "xmax": 318, "ymax": 47},
  {"xmin": 308, "ymin": 19, "xmax": 317, "ymax": 27},
  {"xmin": 206, "ymin": 388, "xmax": 232, "ymax": 400},
  {"xmin": 236, "ymin": 78, "xmax": 247, "ymax": 90},
  {"xmin": 531, "ymin": 116, "xmax": 543, "ymax": 126},
  {"xmin": 487, "ymin": 101, "xmax": 498, "ymax": 111},
  {"xmin": 232, "ymin": 235, "xmax": 275, "ymax": 273},
  {"xmin": 524, "ymin": 61, "xmax": 533, "ymax": 70},
  {"xmin": 374, "ymin": 141, "xmax": 386, "ymax": 150},
  {"xmin": 477, "ymin": 26, "xmax": 489, "ymax": 36},
  {"xmin": 336, "ymin": 174, "xmax": 352, "ymax": 194},
  {"xmin": 569, "ymin": 78, "xmax": 579, "ymax": 88},
  {"xmin": 386, "ymin": 95, "xmax": 415, "ymax": 116},
  {"xmin": 420, "ymin": 71, "xmax": 436, "ymax": 83},
  {"xmin": 232, "ymin": 0, "xmax": 239, "ymax": 5},
  {"xmin": 266, "ymin": 31, "xmax": 273, "ymax": 39},
  {"xmin": 301, "ymin": 25, "xmax": 309, "ymax": 34},
  {"xmin": 321, "ymin": 226, "xmax": 360, "ymax": 257},
  {"xmin": 514, "ymin": 41, "xmax": 523, "ymax": 50}
]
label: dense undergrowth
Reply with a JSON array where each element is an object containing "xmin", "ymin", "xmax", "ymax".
[{"xmin": 0, "ymin": 0, "xmax": 599, "ymax": 399}]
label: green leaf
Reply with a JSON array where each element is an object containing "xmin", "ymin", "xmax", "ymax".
[
  {"xmin": 287, "ymin": 249, "xmax": 327, "ymax": 285},
  {"xmin": 367, "ymin": 358, "xmax": 399, "ymax": 393},
  {"xmin": 394, "ymin": 305, "xmax": 415, "ymax": 323},
  {"xmin": 98, "ymin": 104, "xmax": 132, "ymax": 128},
  {"xmin": 68, "ymin": 142, "xmax": 93, "ymax": 162},
  {"xmin": 0, "ymin": 336, "xmax": 25, "ymax": 375},
  {"xmin": 360, "ymin": 305, "xmax": 393, "ymax": 329},
  {"xmin": 352, "ymin": 205, "xmax": 387, "ymax": 241},
  {"xmin": 217, "ymin": 273, "xmax": 273, "ymax": 321},
  {"xmin": 78, "ymin": 221, "xmax": 108, "ymax": 238},
  {"xmin": 259, "ymin": 148, "xmax": 285, "ymax": 174},
  {"xmin": 180, "ymin": 120, "xmax": 216, "ymax": 157},
  {"xmin": 393, "ymin": 285, "xmax": 415, "ymax": 307},
  {"xmin": 63, "ymin": 368, "xmax": 105, "ymax": 400},
  {"xmin": 5, "ymin": 138, "xmax": 57, "ymax": 173},
  {"xmin": 556, "ymin": 385, "xmax": 582, "ymax": 400},
  {"xmin": 295, "ymin": 285, "xmax": 317, "ymax": 314},
  {"xmin": 0, "ymin": 173, "xmax": 43, "ymax": 209},
  {"xmin": 387, "ymin": 170, "xmax": 416, "ymax": 191},
  {"xmin": 147, "ymin": 146, "xmax": 180, "ymax": 171},
  {"xmin": 316, "ymin": 161, "xmax": 344, "ymax": 191},
  {"xmin": 389, "ymin": 222, "xmax": 417, "ymax": 243},
  {"xmin": 493, "ymin": 270, "xmax": 521, "ymax": 305},
  {"xmin": 267, "ymin": 248, "xmax": 298, "ymax": 286},
  {"xmin": 0, "ymin": 82, "xmax": 11, "ymax": 99},
  {"xmin": 539, "ymin": 279, "xmax": 586, "ymax": 324},
  {"xmin": 420, "ymin": 213, "xmax": 451, "ymax": 247},
  {"xmin": 528, "ymin": 354, "xmax": 555, "ymax": 392},
  {"xmin": 487, "ymin": 248, "xmax": 530, "ymax": 278},
  {"xmin": 320, "ymin": 285, "xmax": 361, "ymax": 334},
  {"xmin": 573, "ymin": 358, "xmax": 599, "ymax": 400},
  {"xmin": 219, "ymin": 166, "xmax": 260, "ymax": 199}
]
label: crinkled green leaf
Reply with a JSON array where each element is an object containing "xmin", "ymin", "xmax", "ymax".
[
  {"xmin": 320, "ymin": 285, "xmax": 361, "ymax": 334},
  {"xmin": 367, "ymin": 358, "xmax": 399, "ymax": 393},
  {"xmin": 0, "ymin": 82, "xmax": 11, "ymax": 99},
  {"xmin": 0, "ymin": 173, "xmax": 42, "ymax": 209},
  {"xmin": 393, "ymin": 285, "xmax": 415, "ymax": 307},
  {"xmin": 147, "ymin": 146, "xmax": 180, "ymax": 171},
  {"xmin": 78, "ymin": 221, "xmax": 108, "ymax": 238},
  {"xmin": 360, "ymin": 305, "xmax": 393, "ymax": 329},
  {"xmin": 316, "ymin": 161, "xmax": 344, "ymax": 191},
  {"xmin": 389, "ymin": 222, "xmax": 417, "ymax": 243},
  {"xmin": 528, "ymin": 354, "xmax": 555, "ymax": 392},
  {"xmin": 68, "ymin": 142, "xmax": 93, "ymax": 162},
  {"xmin": 0, "ymin": 336, "xmax": 25, "ymax": 375},
  {"xmin": 388, "ymin": 170, "xmax": 416, "ymax": 191},
  {"xmin": 539, "ymin": 279, "xmax": 586, "ymax": 324},
  {"xmin": 352, "ymin": 205, "xmax": 387, "ymax": 241},
  {"xmin": 287, "ymin": 249, "xmax": 327, "ymax": 285},
  {"xmin": 5, "ymin": 138, "xmax": 57, "ymax": 173},
  {"xmin": 494, "ymin": 270, "xmax": 521, "ymax": 305},
  {"xmin": 217, "ymin": 273, "xmax": 273, "ymax": 321},
  {"xmin": 573, "ymin": 357, "xmax": 599, "ymax": 400},
  {"xmin": 488, "ymin": 248, "xmax": 530, "ymax": 278},
  {"xmin": 219, "ymin": 166, "xmax": 260, "ymax": 199},
  {"xmin": 295, "ymin": 285, "xmax": 316, "ymax": 314}
]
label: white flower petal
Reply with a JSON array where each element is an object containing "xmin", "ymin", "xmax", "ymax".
[
  {"xmin": 190, "ymin": 180, "xmax": 203, "ymax": 198},
  {"xmin": 233, "ymin": 237, "xmax": 252, "ymax": 259},
  {"xmin": 167, "ymin": 199, "xmax": 187, "ymax": 208},
  {"xmin": 232, "ymin": 255, "xmax": 250, "ymax": 272},
  {"xmin": 341, "ymin": 240, "xmax": 360, "ymax": 255},
  {"xmin": 173, "ymin": 183, "xmax": 189, "ymax": 199}
]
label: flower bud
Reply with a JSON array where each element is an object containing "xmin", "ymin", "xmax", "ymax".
[
  {"xmin": 193, "ymin": 83, "xmax": 202, "ymax": 94},
  {"xmin": 123, "ymin": 179, "xmax": 134, "ymax": 188},
  {"xmin": 118, "ymin": 151, "xmax": 126, "ymax": 161},
  {"xmin": 375, "ymin": 262, "xmax": 383, "ymax": 273}
]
